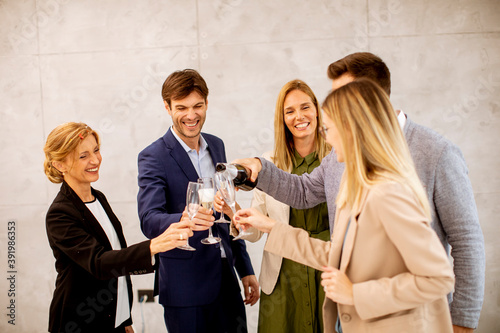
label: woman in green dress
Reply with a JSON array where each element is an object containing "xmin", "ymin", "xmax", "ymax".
[{"xmin": 231, "ymin": 79, "xmax": 330, "ymax": 332}]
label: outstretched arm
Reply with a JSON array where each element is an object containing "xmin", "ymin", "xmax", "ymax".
[{"xmin": 235, "ymin": 152, "xmax": 339, "ymax": 210}]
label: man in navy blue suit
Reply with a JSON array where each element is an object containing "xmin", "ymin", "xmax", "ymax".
[{"xmin": 137, "ymin": 69, "xmax": 259, "ymax": 333}]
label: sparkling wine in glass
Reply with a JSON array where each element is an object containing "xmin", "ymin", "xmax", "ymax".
[
  {"xmin": 213, "ymin": 171, "xmax": 232, "ymax": 224},
  {"xmin": 198, "ymin": 177, "xmax": 221, "ymax": 245},
  {"xmin": 214, "ymin": 171, "xmax": 253, "ymax": 240},
  {"xmin": 178, "ymin": 181, "xmax": 199, "ymax": 251}
]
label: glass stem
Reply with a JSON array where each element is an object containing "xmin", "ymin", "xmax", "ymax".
[
  {"xmin": 229, "ymin": 203, "xmax": 237, "ymax": 216},
  {"xmin": 208, "ymin": 203, "xmax": 215, "ymax": 238},
  {"xmin": 186, "ymin": 217, "xmax": 194, "ymax": 246},
  {"xmin": 229, "ymin": 203, "xmax": 243, "ymax": 233}
]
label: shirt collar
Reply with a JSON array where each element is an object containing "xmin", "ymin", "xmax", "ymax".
[
  {"xmin": 293, "ymin": 149, "xmax": 317, "ymax": 168},
  {"xmin": 396, "ymin": 109, "xmax": 406, "ymax": 130},
  {"xmin": 170, "ymin": 126, "xmax": 208, "ymax": 153}
]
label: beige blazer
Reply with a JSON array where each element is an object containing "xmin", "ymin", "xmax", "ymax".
[
  {"xmin": 265, "ymin": 181, "xmax": 455, "ymax": 333},
  {"xmin": 239, "ymin": 151, "xmax": 290, "ymax": 295}
]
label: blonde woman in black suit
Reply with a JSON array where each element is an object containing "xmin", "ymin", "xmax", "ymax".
[{"xmin": 43, "ymin": 122, "xmax": 195, "ymax": 332}]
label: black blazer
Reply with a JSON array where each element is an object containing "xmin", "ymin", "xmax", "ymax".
[{"xmin": 46, "ymin": 182, "xmax": 155, "ymax": 332}]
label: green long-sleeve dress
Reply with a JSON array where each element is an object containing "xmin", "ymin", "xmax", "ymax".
[{"xmin": 258, "ymin": 150, "xmax": 330, "ymax": 333}]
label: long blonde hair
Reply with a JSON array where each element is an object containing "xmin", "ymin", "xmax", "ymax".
[
  {"xmin": 43, "ymin": 122, "xmax": 100, "ymax": 183},
  {"xmin": 273, "ymin": 79, "xmax": 330, "ymax": 171},
  {"xmin": 322, "ymin": 78, "xmax": 430, "ymax": 218}
]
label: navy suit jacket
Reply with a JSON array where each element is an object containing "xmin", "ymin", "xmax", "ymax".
[{"xmin": 137, "ymin": 128, "xmax": 254, "ymax": 307}]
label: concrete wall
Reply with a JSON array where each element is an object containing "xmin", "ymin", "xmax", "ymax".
[{"xmin": 0, "ymin": 0, "xmax": 498, "ymax": 332}]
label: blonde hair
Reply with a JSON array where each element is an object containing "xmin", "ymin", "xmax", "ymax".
[
  {"xmin": 43, "ymin": 122, "xmax": 100, "ymax": 183},
  {"xmin": 273, "ymin": 79, "xmax": 330, "ymax": 171},
  {"xmin": 322, "ymin": 78, "xmax": 430, "ymax": 218}
]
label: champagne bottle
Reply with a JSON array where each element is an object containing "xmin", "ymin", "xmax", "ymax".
[{"xmin": 215, "ymin": 163, "xmax": 258, "ymax": 191}]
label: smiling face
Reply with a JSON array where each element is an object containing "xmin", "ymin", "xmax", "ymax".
[
  {"xmin": 55, "ymin": 134, "xmax": 102, "ymax": 190},
  {"xmin": 166, "ymin": 91, "xmax": 207, "ymax": 148},
  {"xmin": 283, "ymin": 89, "xmax": 318, "ymax": 141}
]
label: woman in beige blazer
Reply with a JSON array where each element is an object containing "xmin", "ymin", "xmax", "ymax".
[{"xmin": 234, "ymin": 78, "xmax": 455, "ymax": 333}]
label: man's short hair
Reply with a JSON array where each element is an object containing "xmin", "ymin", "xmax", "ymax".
[
  {"xmin": 161, "ymin": 69, "xmax": 209, "ymax": 107},
  {"xmin": 327, "ymin": 52, "xmax": 391, "ymax": 96}
]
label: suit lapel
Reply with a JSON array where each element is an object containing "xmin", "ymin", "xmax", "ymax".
[
  {"xmin": 93, "ymin": 189, "xmax": 127, "ymax": 248},
  {"xmin": 163, "ymin": 129, "xmax": 200, "ymax": 181},
  {"xmin": 62, "ymin": 182, "xmax": 113, "ymax": 250},
  {"xmin": 337, "ymin": 189, "xmax": 369, "ymax": 273},
  {"xmin": 82, "ymin": 206, "xmax": 114, "ymax": 250},
  {"xmin": 339, "ymin": 219, "xmax": 357, "ymax": 272},
  {"xmin": 204, "ymin": 134, "xmax": 226, "ymax": 166},
  {"xmin": 329, "ymin": 208, "xmax": 349, "ymax": 269}
]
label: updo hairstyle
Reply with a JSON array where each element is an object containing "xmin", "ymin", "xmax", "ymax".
[{"xmin": 43, "ymin": 122, "xmax": 100, "ymax": 183}]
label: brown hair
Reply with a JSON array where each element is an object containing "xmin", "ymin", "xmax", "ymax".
[
  {"xmin": 161, "ymin": 69, "xmax": 209, "ymax": 107},
  {"xmin": 327, "ymin": 52, "xmax": 391, "ymax": 95},
  {"xmin": 273, "ymin": 79, "xmax": 330, "ymax": 171},
  {"xmin": 43, "ymin": 122, "xmax": 100, "ymax": 183}
]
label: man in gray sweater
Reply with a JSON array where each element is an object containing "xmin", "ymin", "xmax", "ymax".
[{"xmin": 236, "ymin": 52, "xmax": 484, "ymax": 332}]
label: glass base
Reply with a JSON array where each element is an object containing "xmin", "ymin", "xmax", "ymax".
[
  {"xmin": 177, "ymin": 244, "xmax": 196, "ymax": 251},
  {"xmin": 214, "ymin": 218, "xmax": 231, "ymax": 223},
  {"xmin": 201, "ymin": 236, "xmax": 221, "ymax": 245},
  {"xmin": 232, "ymin": 230, "xmax": 252, "ymax": 241}
]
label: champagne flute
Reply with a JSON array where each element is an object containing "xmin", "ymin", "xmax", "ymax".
[
  {"xmin": 213, "ymin": 171, "xmax": 232, "ymax": 224},
  {"xmin": 198, "ymin": 177, "xmax": 221, "ymax": 245},
  {"xmin": 178, "ymin": 181, "xmax": 199, "ymax": 251},
  {"xmin": 215, "ymin": 171, "xmax": 253, "ymax": 240}
]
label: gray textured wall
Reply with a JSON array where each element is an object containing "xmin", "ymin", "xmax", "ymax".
[{"xmin": 0, "ymin": 0, "xmax": 499, "ymax": 332}]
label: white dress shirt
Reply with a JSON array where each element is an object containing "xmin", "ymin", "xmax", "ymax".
[
  {"xmin": 171, "ymin": 127, "xmax": 227, "ymax": 257},
  {"xmin": 86, "ymin": 199, "xmax": 130, "ymax": 328}
]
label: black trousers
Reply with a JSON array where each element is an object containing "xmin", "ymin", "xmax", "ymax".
[{"xmin": 163, "ymin": 259, "xmax": 248, "ymax": 333}]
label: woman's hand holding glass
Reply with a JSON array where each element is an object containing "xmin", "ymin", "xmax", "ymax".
[
  {"xmin": 213, "ymin": 191, "xmax": 241, "ymax": 220},
  {"xmin": 212, "ymin": 173, "xmax": 232, "ymax": 224},
  {"xmin": 149, "ymin": 211, "xmax": 195, "ymax": 255},
  {"xmin": 214, "ymin": 171, "xmax": 252, "ymax": 240},
  {"xmin": 233, "ymin": 208, "xmax": 276, "ymax": 234}
]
